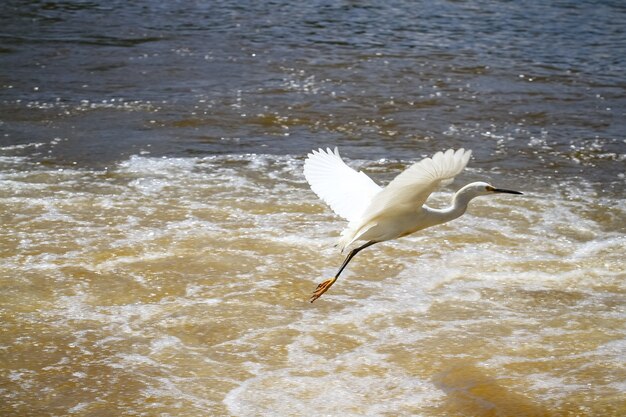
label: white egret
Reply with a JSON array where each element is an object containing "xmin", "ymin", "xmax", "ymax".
[{"xmin": 303, "ymin": 147, "xmax": 522, "ymax": 302}]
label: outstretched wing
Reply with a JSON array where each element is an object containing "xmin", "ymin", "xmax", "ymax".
[
  {"xmin": 360, "ymin": 148, "xmax": 472, "ymax": 221},
  {"xmin": 303, "ymin": 147, "xmax": 382, "ymax": 222}
]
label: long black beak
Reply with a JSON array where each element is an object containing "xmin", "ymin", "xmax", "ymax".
[{"xmin": 492, "ymin": 188, "xmax": 523, "ymax": 195}]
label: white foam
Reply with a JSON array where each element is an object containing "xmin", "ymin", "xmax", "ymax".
[
  {"xmin": 0, "ymin": 142, "xmax": 45, "ymax": 151},
  {"xmin": 117, "ymin": 154, "xmax": 197, "ymax": 175},
  {"xmin": 68, "ymin": 402, "xmax": 89, "ymax": 413},
  {"xmin": 1, "ymin": 152, "xmax": 624, "ymax": 415},
  {"xmin": 224, "ymin": 367, "xmax": 441, "ymax": 417},
  {"xmin": 150, "ymin": 336, "xmax": 184, "ymax": 353},
  {"xmin": 572, "ymin": 236, "xmax": 625, "ymax": 259},
  {"xmin": 140, "ymin": 375, "xmax": 217, "ymax": 412}
]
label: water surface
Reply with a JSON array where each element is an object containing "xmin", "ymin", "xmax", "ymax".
[{"xmin": 1, "ymin": 1, "xmax": 625, "ymax": 416}]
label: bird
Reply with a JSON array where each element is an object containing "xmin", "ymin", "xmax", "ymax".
[{"xmin": 303, "ymin": 147, "xmax": 522, "ymax": 303}]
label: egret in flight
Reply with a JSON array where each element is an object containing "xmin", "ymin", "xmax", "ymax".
[{"xmin": 303, "ymin": 147, "xmax": 522, "ymax": 302}]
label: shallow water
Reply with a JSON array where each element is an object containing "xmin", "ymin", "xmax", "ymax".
[
  {"xmin": 1, "ymin": 152, "xmax": 624, "ymax": 416},
  {"xmin": 1, "ymin": 1, "xmax": 625, "ymax": 416}
]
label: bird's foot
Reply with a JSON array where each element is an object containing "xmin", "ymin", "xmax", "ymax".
[{"xmin": 310, "ymin": 277, "xmax": 337, "ymax": 303}]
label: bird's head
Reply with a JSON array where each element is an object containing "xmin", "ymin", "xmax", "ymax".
[{"xmin": 466, "ymin": 181, "xmax": 523, "ymax": 197}]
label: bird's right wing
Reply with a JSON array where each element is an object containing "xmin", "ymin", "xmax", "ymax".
[
  {"xmin": 360, "ymin": 148, "xmax": 472, "ymax": 221},
  {"xmin": 304, "ymin": 147, "xmax": 382, "ymax": 222}
]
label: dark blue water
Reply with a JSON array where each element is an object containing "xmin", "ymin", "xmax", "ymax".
[{"xmin": 1, "ymin": 0, "xmax": 624, "ymax": 189}]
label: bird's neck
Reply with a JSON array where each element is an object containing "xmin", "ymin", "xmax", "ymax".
[{"xmin": 425, "ymin": 185, "xmax": 477, "ymax": 225}]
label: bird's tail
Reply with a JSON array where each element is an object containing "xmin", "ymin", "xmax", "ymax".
[
  {"xmin": 337, "ymin": 231, "xmax": 352, "ymax": 253},
  {"xmin": 337, "ymin": 221, "xmax": 377, "ymax": 252}
]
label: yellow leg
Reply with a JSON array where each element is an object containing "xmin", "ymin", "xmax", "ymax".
[
  {"xmin": 309, "ymin": 241, "xmax": 377, "ymax": 303},
  {"xmin": 310, "ymin": 277, "xmax": 337, "ymax": 303}
]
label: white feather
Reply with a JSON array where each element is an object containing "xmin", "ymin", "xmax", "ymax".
[
  {"xmin": 338, "ymin": 148, "xmax": 472, "ymax": 249},
  {"xmin": 303, "ymin": 147, "xmax": 382, "ymax": 222},
  {"xmin": 360, "ymin": 148, "xmax": 472, "ymax": 220}
]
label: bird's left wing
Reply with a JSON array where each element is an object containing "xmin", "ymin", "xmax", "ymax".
[
  {"xmin": 304, "ymin": 147, "xmax": 382, "ymax": 222},
  {"xmin": 360, "ymin": 148, "xmax": 472, "ymax": 221}
]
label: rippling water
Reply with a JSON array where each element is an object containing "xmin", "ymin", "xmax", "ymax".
[{"xmin": 1, "ymin": 1, "xmax": 625, "ymax": 416}]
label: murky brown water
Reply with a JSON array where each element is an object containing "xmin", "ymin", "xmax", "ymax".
[
  {"xmin": 1, "ymin": 0, "xmax": 625, "ymax": 416},
  {"xmin": 1, "ymin": 154, "xmax": 624, "ymax": 416}
]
